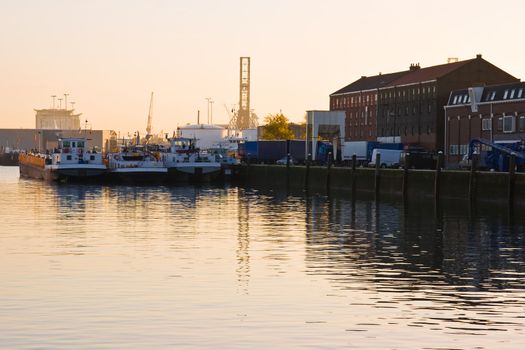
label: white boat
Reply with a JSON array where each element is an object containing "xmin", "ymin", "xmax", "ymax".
[
  {"xmin": 19, "ymin": 137, "xmax": 106, "ymax": 182},
  {"xmin": 163, "ymin": 137, "xmax": 221, "ymax": 182},
  {"xmin": 107, "ymin": 145, "xmax": 167, "ymax": 183}
]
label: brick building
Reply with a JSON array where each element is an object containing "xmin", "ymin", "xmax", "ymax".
[
  {"xmin": 444, "ymin": 81, "xmax": 525, "ymax": 165},
  {"xmin": 330, "ymin": 55, "xmax": 518, "ymax": 152},
  {"xmin": 377, "ymin": 55, "xmax": 517, "ymax": 151},
  {"xmin": 330, "ymin": 71, "xmax": 409, "ymax": 141}
]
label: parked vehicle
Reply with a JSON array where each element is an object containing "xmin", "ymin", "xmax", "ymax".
[
  {"xmin": 342, "ymin": 141, "xmax": 403, "ymax": 165},
  {"xmin": 400, "ymin": 149, "xmax": 436, "ymax": 169},
  {"xmin": 238, "ymin": 140, "xmax": 333, "ymax": 165},
  {"xmin": 276, "ymin": 156, "xmax": 296, "ymax": 165},
  {"xmin": 368, "ymin": 149, "xmax": 403, "ymax": 168}
]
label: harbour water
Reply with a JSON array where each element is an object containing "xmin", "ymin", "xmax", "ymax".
[{"xmin": 1, "ymin": 165, "xmax": 525, "ymax": 349}]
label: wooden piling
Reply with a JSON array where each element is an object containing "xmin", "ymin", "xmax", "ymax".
[
  {"xmin": 327, "ymin": 151, "xmax": 332, "ymax": 192},
  {"xmin": 305, "ymin": 153, "xmax": 311, "ymax": 189},
  {"xmin": 468, "ymin": 154, "xmax": 478, "ymax": 203},
  {"xmin": 374, "ymin": 152, "xmax": 381, "ymax": 200},
  {"xmin": 351, "ymin": 154, "xmax": 357, "ymax": 197},
  {"xmin": 402, "ymin": 152, "xmax": 409, "ymax": 201},
  {"xmin": 508, "ymin": 153, "xmax": 516, "ymax": 208},
  {"xmin": 434, "ymin": 151, "xmax": 443, "ymax": 203}
]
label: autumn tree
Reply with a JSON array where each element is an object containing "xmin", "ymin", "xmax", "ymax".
[{"xmin": 261, "ymin": 113, "xmax": 294, "ymax": 140}]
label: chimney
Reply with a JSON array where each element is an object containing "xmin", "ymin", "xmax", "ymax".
[
  {"xmin": 409, "ymin": 63, "xmax": 420, "ymax": 71},
  {"xmin": 476, "ymin": 54, "xmax": 482, "ymax": 59}
]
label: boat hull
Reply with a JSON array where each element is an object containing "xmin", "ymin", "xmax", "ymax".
[
  {"xmin": 166, "ymin": 166, "xmax": 221, "ymax": 183},
  {"xmin": 106, "ymin": 168, "xmax": 168, "ymax": 184},
  {"xmin": 20, "ymin": 162, "xmax": 107, "ymax": 182}
]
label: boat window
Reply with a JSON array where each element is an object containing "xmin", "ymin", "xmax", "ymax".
[
  {"xmin": 62, "ymin": 141, "xmax": 70, "ymax": 148},
  {"xmin": 72, "ymin": 142, "xmax": 76, "ymax": 147},
  {"xmin": 67, "ymin": 155, "xmax": 72, "ymax": 160},
  {"xmin": 78, "ymin": 141, "xmax": 85, "ymax": 148},
  {"xmin": 90, "ymin": 155, "xmax": 95, "ymax": 161}
]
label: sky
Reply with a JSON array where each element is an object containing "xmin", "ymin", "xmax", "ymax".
[{"xmin": 1, "ymin": 0, "xmax": 525, "ymax": 135}]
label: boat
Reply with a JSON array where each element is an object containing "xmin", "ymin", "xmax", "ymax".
[
  {"xmin": 106, "ymin": 145, "xmax": 167, "ymax": 184},
  {"xmin": 18, "ymin": 137, "xmax": 106, "ymax": 182},
  {"xmin": 162, "ymin": 137, "xmax": 221, "ymax": 182}
]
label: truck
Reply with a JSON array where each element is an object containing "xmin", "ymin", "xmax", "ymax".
[
  {"xmin": 368, "ymin": 148, "xmax": 403, "ymax": 168},
  {"xmin": 238, "ymin": 140, "xmax": 333, "ymax": 164},
  {"xmin": 342, "ymin": 141, "xmax": 403, "ymax": 165}
]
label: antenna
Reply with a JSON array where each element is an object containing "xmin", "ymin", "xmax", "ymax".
[
  {"xmin": 51, "ymin": 95, "xmax": 56, "ymax": 109},
  {"xmin": 64, "ymin": 93, "xmax": 69, "ymax": 110},
  {"xmin": 58, "ymin": 98, "xmax": 63, "ymax": 109}
]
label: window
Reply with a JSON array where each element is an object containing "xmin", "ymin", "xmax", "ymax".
[
  {"xmin": 482, "ymin": 118, "xmax": 492, "ymax": 131},
  {"xmin": 67, "ymin": 155, "xmax": 72, "ymax": 161},
  {"xmin": 503, "ymin": 115, "xmax": 516, "ymax": 133},
  {"xmin": 462, "ymin": 94, "xmax": 468, "ymax": 103},
  {"xmin": 450, "ymin": 144, "xmax": 458, "ymax": 155},
  {"xmin": 520, "ymin": 116, "xmax": 525, "ymax": 132},
  {"xmin": 503, "ymin": 90, "xmax": 509, "ymax": 99},
  {"xmin": 453, "ymin": 95, "xmax": 458, "ymax": 104},
  {"xmin": 497, "ymin": 117, "xmax": 503, "ymax": 131},
  {"xmin": 77, "ymin": 141, "xmax": 85, "ymax": 148},
  {"xmin": 428, "ymin": 104, "xmax": 432, "ymax": 114},
  {"xmin": 460, "ymin": 144, "xmax": 469, "ymax": 155},
  {"xmin": 90, "ymin": 155, "xmax": 95, "ymax": 161},
  {"xmin": 518, "ymin": 89, "xmax": 523, "ymax": 99},
  {"xmin": 510, "ymin": 89, "xmax": 515, "ymax": 99}
]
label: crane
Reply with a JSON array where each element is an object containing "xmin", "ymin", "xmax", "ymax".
[{"xmin": 145, "ymin": 92, "xmax": 154, "ymax": 142}]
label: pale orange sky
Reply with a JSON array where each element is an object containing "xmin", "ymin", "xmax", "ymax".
[{"xmin": 1, "ymin": 0, "xmax": 524, "ymax": 135}]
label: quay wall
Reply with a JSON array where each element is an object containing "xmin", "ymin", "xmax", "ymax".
[{"xmin": 239, "ymin": 164, "xmax": 525, "ymax": 205}]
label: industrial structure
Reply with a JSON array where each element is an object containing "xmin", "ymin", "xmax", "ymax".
[
  {"xmin": 34, "ymin": 94, "xmax": 81, "ymax": 130},
  {"xmin": 228, "ymin": 57, "xmax": 258, "ymax": 131},
  {"xmin": 145, "ymin": 92, "xmax": 154, "ymax": 142}
]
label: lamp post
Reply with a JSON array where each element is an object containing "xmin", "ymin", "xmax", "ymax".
[{"xmin": 205, "ymin": 97, "xmax": 211, "ymax": 124}]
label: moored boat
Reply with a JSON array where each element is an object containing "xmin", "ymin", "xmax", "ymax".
[
  {"xmin": 163, "ymin": 137, "xmax": 221, "ymax": 182},
  {"xmin": 19, "ymin": 138, "xmax": 106, "ymax": 182},
  {"xmin": 106, "ymin": 145, "xmax": 167, "ymax": 184}
]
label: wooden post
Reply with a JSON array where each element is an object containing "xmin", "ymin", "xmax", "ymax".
[
  {"xmin": 375, "ymin": 152, "xmax": 381, "ymax": 200},
  {"xmin": 402, "ymin": 152, "xmax": 410, "ymax": 200},
  {"xmin": 468, "ymin": 153, "xmax": 478, "ymax": 203},
  {"xmin": 327, "ymin": 151, "xmax": 332, "ymax": 192},
  {"xmin": 286, "ymin": 152, "xmax": 290, "ymax": 187},
  {"xmin": 434, "ymin": 151, "xmax": 443, "ymax": 203},
  {"xmin": 351, "ymin": 154, "xmax": 357, "ymax": 197},
  {"xmin": 305, "ymin": 153, "xmax": 311, "ymax": 189},
  {"xmin": 508, "ymin": 153, "xmax": 516, "ymax": 208}
]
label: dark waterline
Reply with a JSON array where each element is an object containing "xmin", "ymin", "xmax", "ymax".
[{"xmin": 1, "ymin": 166, "xmax": 524, "ymax": 349}]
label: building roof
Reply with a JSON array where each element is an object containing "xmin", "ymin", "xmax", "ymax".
[
  {"xmin": 447, "ymin": 81, "xmax": 525, "ymax": 106},
  {"xmin": 331, "ymin": 70, "xmax": 409, "ymax": 95},
  {"xmin": 385, "ymin": 59, "xmax": 475, "ymax": 87}
]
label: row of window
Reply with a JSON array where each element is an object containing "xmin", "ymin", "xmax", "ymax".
[
  {"xmin": 381, "ymin": 104, "xmax": 433, "ymax": 117},
  {"xmin": 451, "ymin": 94, "xmax": 471, "ymax": 105},
  {"xmin": 480, "ymin": 88, "xmax": 524, "ymax": 102},
  {"xmin": 380, "ymin": 86, "xmax": 436, "ymax": 99},
  {"xmin": 449, "ymin": 144, "xmax": 469, "ymax": 156},
  {"xmin": 378, "ymin": 125, "xmax": 433, "ymax": 137},
  {"xmin": 453, "ymin": 115, "xmax": 525, "ymax": 133}
]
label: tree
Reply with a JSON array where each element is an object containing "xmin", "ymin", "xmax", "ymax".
[{"xmin": 261, "ymin": 113, "xmax": 294, "ymax": 140}]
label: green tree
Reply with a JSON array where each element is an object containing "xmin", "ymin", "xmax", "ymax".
[{"xmin": 261, "ymin": 113, "xmax": 294, "ymax": 140}]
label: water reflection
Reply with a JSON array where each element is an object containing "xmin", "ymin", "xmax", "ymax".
[{"xmin": 2, "ymin": 166, "xmax": 525, "ymax": 349}]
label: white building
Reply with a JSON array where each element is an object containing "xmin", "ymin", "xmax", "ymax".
[{"xmin": 179, "ymin": 124, "xmax": 228, "ymax": 149}]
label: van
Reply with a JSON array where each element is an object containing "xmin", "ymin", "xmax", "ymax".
[{"xmin": 368, "ymin": 149, "xmax": 402, "ymax": 168}]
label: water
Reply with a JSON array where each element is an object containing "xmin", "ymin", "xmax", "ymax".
[{"xmin": 1, "ymin": 166, "xmax": 525, "ymax": 349}]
